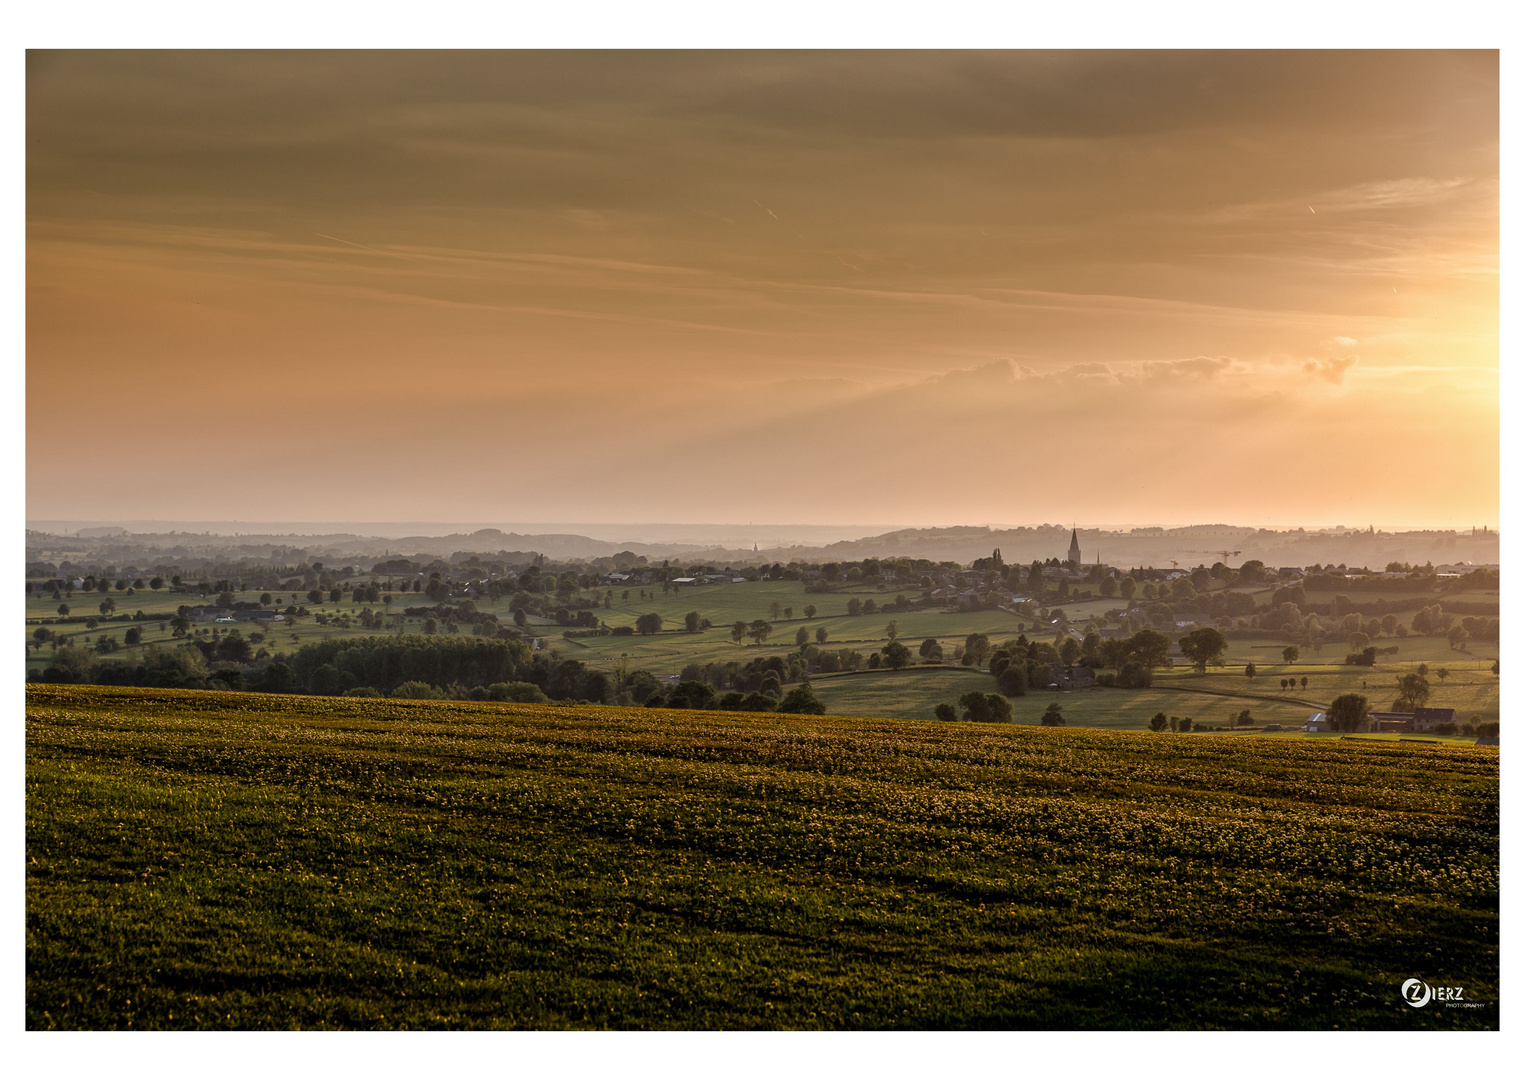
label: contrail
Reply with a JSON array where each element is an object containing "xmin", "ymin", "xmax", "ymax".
[{"xmin": 315, "ymin": 233, "xmax": 414, "ymax": 260}]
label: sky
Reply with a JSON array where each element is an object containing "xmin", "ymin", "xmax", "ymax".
[{"xmin": 26, "ymin": 50, "xmax": 1499, "ymax": 529}]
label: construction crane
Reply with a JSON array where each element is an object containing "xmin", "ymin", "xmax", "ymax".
[{"xmin": 1189, "ymin": 549, "xmax": 1242, "ymax": 563}]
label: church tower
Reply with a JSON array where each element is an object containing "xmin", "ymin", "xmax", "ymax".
[{"xmin": 1067, "ymin": 528, "xmax": 1081, "ymax": 567}]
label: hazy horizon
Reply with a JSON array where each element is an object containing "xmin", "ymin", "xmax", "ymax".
[{"xmin": 27, "ymin": 51, "xmax": 1498, "ymax": 526}]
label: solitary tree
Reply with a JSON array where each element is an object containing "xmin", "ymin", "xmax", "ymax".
[
  {"xmin": 99, "ymin": 598, "xmax": 116, "ymax": 616},
  {"xmin": 882, "ymin": 640, "xmax": 912, "ymax": 670},
  {"xmin": 684, "ymin": 610, "xmax": 702, "ymax": 633},
  {"xmin": 57, "ymin": 603, "xmax": 69, "ymax": 617},
  {"xmin": 1393, "ymin": 671, "xmax": 1431, "ymax": 710},
  {"xmin": 1300, "ymin": 675, "xmax": 1308, "ymax": 690},
  {"xmin": 815, "ymin": 626, "xmax": 828, "ymax": 644},
  {"xmin": 748, "ymin": 619, "xmax": 773, "ymax": 645},
  {"xmin": 964, "ymin": 632, "xmax": 992, "ymax": 667},
  {"xmin": 1327, "ymin": 693, "xmax": 1370, "ymax": 732},
  {"xmin": 1178, "ymin": 627, "xmax": 1229, "ymax": 673},
  {"xmin": 934, "ymin": 703, "xmax": 957, "ymax": 722},
  {"xmin": 636, "ymin": 612, "xmax": 664, "ymax": 635},
  {"xmin": 1245, "ymin": 662, "xmax": 1256, "ymax": 679},
  {"xmin": 1040, "ymin": 702, "xmax": 1065, "ymax": 727},
  {"xmin": 1148, "ymin": 711, "xmax": 1169, "ymax": 732},
  {"xmin": 803, "ymin": 605, "xmax": 817, "ymax": 619},
  {"xmin": 731, "ymin": 621, "xmax": 747, "ymax": 645},
  {"xmin": 768, "ymin": 601, "xmax": 783, "ymax": 621},
  {"xmin": 795, "ymin": 627, "xmax": 810, "ymax": 647},
  {"xmin": 1282, "ymin": 645, "xmax": 1300, "ymax": 665},
  {"xmin": 885, "ymin": 620, "xmax": 899, "ymax": 642}
]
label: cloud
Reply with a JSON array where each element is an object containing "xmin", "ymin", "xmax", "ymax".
[
  {"xmin": 1303, "ymin": 355, "xmax": 1360, "ymax": 384},
  {"xmin": 1137, "ymin": 356, "xmax": 1233, "ymax": 381},
  {"xmin": 1329, "ymin": 335, "xmax": 1358, "ymax": 347}
]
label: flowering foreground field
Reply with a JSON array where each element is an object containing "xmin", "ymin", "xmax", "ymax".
[{"xmin": 26, "ymin": 685, "xmax": 1497, "ymax": 1029}]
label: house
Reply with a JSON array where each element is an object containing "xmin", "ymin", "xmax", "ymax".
[
  {"xmin": 1411, "ymin": 707, "xmax": 1457, "ymax": 732},
  {"xmin": 1044, "ymin": 663, "xmax": 1095, "ymax": 690},
  {"xmin": 670, "ymin": 577, "xmax": 697, "ymax": 586},
  {"xmin": 1302, "ymin": 711, "xmax": 1332, "ymax": 732}
]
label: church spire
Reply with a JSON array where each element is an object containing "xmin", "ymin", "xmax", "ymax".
[{"xmin": 1067, "ymin": 526, "xmax": 1081, "ymax": 567}]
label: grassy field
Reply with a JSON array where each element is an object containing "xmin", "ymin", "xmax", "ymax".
[
  {"xmin": 27, "ymin": 685, "xmax": 1498, "ymax": 1030},
  {"xmin": 26, "ymin": 579, "xmax": 1499, "ymax": 728}
]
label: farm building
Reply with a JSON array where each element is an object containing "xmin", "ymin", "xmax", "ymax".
[
  {"xmin": 1368, "ymin": 711, "xmax": 1414, "ymax": 733},
  {"xmin": 1302, "ymin": 712, "xmax": 1332, "ymax": 732},
  {"xmin": 1412, "ymin": 707, "xmax": 1457, "ymax": 732},
  {"xmin": 1044, "ymin": 663, "xmax": 1095, "ymax": 690}
]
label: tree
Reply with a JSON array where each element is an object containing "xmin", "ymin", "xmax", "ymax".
[
  {"xmin": 986, "ymin": 695, "xmax": 1013, "ymax": 723},
  {"xmin": 748, "ymin": 619, "xmax": 773, "ymax": 645},
  {"xmin": 768, "ymin": 601, "xmax": 783, "ymax": 621},
  {"xmin": 1435, "ymin": 667, "xmax": 1450, "ymax": 683},
  {"xmin": 1040, "ymin": 702, "xmax": 1065, "ymax": 727},
  {"xmin": 1178, "ymin": 627, "xmax": 1229, "ymax": 673},
  {"xmin": 964, "ymin": 633, "xmax": 992, "ymax": 667},
  {"xmin": 776, "ymin": 685, "xmax": 825, "ymax": 715},
  {"xmin": 260, "ymin": 593, "xmax": 273, "ymax": 606},
  {"xmin": 1300, "ymin": 676, "xmax": 1308, "ymax": 690},
  {"xmin": 958, "ymin": 690, "xmax": 993, "ymax": 723},
  {"xmin": 1245, "ymin": 662, "xmax": 1256, "ymax": 679},
  {"xmin": 784, "ymin": 607, "xmax": 794, "ymax": 621},
  {"xmin": 1347, "ymin": 632, "xmax": 1370, "ymax": 653},
  {"xmin": 934, "ymin": 703, "xmax": 957, "ymax": 722},
  {"xmin": 846, "ymin": 598, "xmax": 862, "ymax": 616},
  {"xmin": 1148, "ymin": 712, "xmax": 1169, "ymax": 732},
  {"xmin": 1282, "ymin": 645, "xmax": 1300, "ymax": 665},
  {"xmin": 149, "ymin": 576, "xmax": 163, "ymax": 590},
  {"xmin": 885, "ymin": 620, "xmax": 899, "ymax": 642},
  {"xmin": 731, "ymin": 621, "xmax": 747, "ymax": 646},
  {"xmin": 684, "ymin": 610, "xmax": 702, "ymax": 633},
  {"xmin": 996, "ymin": 666, "xmax": 1027, "ymax": 696},
  {"xmin": 815, "ymin": 626, "xmax": 828, "ymax": 644},
  {"xmin": 1328, "ymin": 693, "xmax": 1370, "ymax": 732},
  {"xmin": 1059, "ymin": 637, "xmax": 1081, "ymax": 665},
  {"xmin": 422, "ymin": 618, "xmax": 438, "ymax": 635},
  {"xmin": 1119, "ymin": 576, "xmax": 1137, "ymax": 602},
  {"xmin": 882, "ymin": 641, "xmax": 912, "ymax": 670},
  {"xmin": 1447, "ymin": 625, "xmax": 1470, "ymax": 651},
  {"xmin": 124, "ymin": 627, "xmax": 142, "ymax": 646},
  {"xmin": 795, "ymin": 627, "xmax": 810, "ymax": 647},
  {"xmin": 803, "ymin": 605, "xmax": 817, "ymax": 619},
  {"xmin": 57, "ymin": 603, "xmax": 69, "ymax": 617},
  {"xmin": 1393, "ymin": 672, "xmax": 1431, "ymax": 710}
]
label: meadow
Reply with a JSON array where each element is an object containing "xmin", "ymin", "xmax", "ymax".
[
  {"xmin": 26, "ymin": 577, "xmax": 1499, "ymax": 728},
  {"xmin": 27, "ymin": 684, "xmax": 1498, "ymax": 1030}
]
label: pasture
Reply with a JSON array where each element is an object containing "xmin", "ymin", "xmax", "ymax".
[
  {"xmin": 25, "ymin": 577, "xmax": 1499, "ymax": 729},
  {"xmin": 27, "ymin": 685, "xmax": 1498, "ymax": 1030}
]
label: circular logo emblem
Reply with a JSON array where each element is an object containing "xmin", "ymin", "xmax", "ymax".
[{"xmin": 1402, "ymin": 978, "xmax": 1433, "ymax": 1008}]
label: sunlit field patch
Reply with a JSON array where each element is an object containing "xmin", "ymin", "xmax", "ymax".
[{"xmin": 27, "ymin": 684, "xmax": 1497, "ymax": 1030}]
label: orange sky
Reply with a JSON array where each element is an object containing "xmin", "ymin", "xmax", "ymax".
[{"xmin": 26, "ymin": 50, "xmax": 1499, "ymax": 528}]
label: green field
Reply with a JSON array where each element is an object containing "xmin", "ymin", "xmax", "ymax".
[
  {"xmin": 27, "ymin": 685, "xmax": 1498, "ymax": 1029},
  {"xmin": 26, "ymin": 578, "xmax": 1499, "ymax": 729}
]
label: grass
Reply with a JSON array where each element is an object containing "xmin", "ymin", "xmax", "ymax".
[{"xmin": 27, "ymin": 684, "xmax": 1498, "ymax": 1030}]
